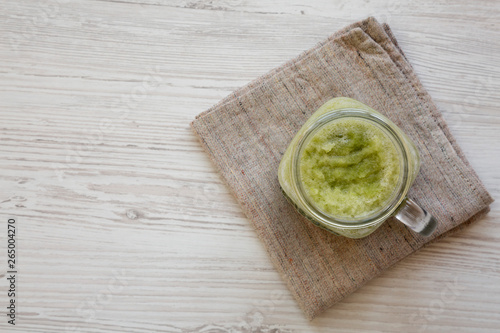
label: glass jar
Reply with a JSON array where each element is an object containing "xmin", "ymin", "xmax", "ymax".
[{"xmin": 278, "ymin": 97, "xmax": 437, "ymax": 238}]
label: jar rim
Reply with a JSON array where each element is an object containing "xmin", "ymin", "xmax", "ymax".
[{"xmin": 290, "ymin": 108, "xmax": 410, "ymax": 229}]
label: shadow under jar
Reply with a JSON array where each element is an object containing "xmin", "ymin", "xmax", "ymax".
[{"xmin": 278, "ymin": 97, "xmax": 437, "ymax": 239}]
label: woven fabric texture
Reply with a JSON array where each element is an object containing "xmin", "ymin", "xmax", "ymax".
[{"xmin": 191, "ymin": 17, "xmax": 493, "ymax": 320}]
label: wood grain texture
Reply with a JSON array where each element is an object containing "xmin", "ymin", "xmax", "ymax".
[{"xmin": 0, "ymin": 0, "xmax": 499, "ymax": 332}]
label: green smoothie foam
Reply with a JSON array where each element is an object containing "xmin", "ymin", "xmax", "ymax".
[{"xmin": 299, "ymin": 117, "xmax": 401, "ymax": 219}]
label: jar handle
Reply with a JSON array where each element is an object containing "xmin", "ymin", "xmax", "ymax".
[{"xmin": 394, "ymin": 198, "xmax": 437, "ymax": 237}]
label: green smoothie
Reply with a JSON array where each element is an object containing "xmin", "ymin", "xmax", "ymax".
[{"xmin": 299, "ymin": 117, "xmax": 401, "ymax": 219}]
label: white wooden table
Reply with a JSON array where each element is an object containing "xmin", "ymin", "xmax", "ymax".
[{"xmin": 1, "ymin": 1, "xmax": 499, "ymax": 332}]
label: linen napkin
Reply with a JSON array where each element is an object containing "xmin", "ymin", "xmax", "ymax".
[{"xmin": 191, "ymin": 17, "xmax": 493, "ymax": 320}]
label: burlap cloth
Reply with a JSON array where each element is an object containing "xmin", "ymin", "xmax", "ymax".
[{"xmin": 191, "ymin": 17, "xmax": 494, "ymax": 320}]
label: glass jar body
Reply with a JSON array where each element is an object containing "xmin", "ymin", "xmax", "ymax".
[{"xmin": 278, "ymin": 97, "xmax": 421, "ymax": 238}]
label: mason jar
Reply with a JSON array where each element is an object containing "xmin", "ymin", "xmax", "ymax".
[{"xmin": 278, "ymin": 97, "xmax": 437, "ymax": 239}]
